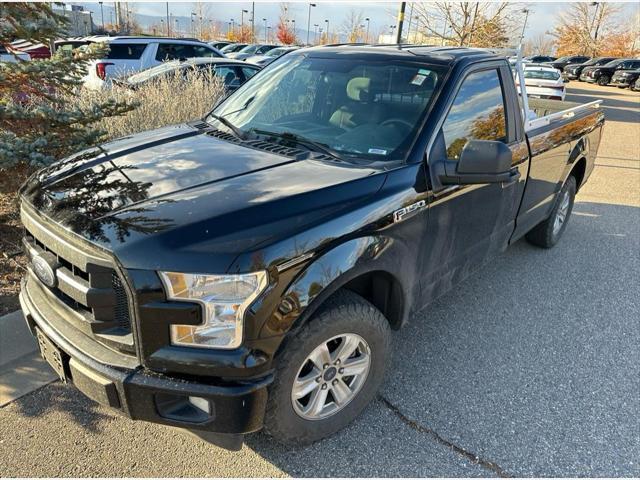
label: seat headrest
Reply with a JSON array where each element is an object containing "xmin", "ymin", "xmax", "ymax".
[{"xmin": 346, "ymin": 77, "xmax": 371, "ymax": 102}]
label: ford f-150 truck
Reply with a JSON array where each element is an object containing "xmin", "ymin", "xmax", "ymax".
[{"xmin": 18, "ymin": 45, "xmax": 604, "ymax": 450}]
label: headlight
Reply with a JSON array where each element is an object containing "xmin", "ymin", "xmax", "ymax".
[{"xmin": 159, "ymin": 271, "xmax": 268, "ymax": 349}]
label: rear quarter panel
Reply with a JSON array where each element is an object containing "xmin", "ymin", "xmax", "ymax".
[{"xmin": 512, "ymin": 106, "xmax": 604, "ymax": 240}]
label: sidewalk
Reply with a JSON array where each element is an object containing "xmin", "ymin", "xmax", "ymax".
[{"xmin": 0, "ymin": 309, "xmax": 56, "ymax": 406}]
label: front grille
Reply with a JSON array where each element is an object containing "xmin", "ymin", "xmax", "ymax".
[
  {"xmin": 21, "ymin": 204, "xmax": 135, "ymax": 354},
  {"xmin": 112, "ymin": 272, "xmax": 131, "ymax": 332}
]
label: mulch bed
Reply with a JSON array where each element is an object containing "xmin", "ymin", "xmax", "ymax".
[{"xmin": 0, "ymin": 165, "xmax": 33, "ymax": 316}]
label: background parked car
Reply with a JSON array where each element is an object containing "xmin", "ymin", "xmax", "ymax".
[
  {"xmin": 524, "ymin": 55, "xmax": 556, "ymax": 63},
  {"xmin": 516, "ymin": 64, "xmax": 566, "ymax": 101},
  {"xmin": 632, "ymin": 76, "xmax": 640, "ymax": 91},
  {"xmin": 209, "ymin": 41, "xmax": 233, "ymax": 50},
  {"xmin": 563, "ymin": 57, "xmax": 618, "ymax": 81},
  {"xmin": 0, "ymin": 44, "xmax": 30, "ymax": 62},
  {"xmin": 611, "ymin": 68, "xmax": 640, "ymax": 88},
  {"xmin": 245, "ymin": 46, "xmax": 299, "ymax": 66},
  {"xmin": 220, "ymin": 43, "xmax": 248, "ymax": 54},
  {"xmin": 548, "ymin": 55, "xmax": 591, "ymax": 72},
  {"xmin": 226, "ymin": 44, "xmax": 278, "ymax": 60},
  {"xmin": 580, "ymin": 58, "xmax": 640, "ymax": 85},
  {"xmin": 83, "ymin": 36, "xmax": 224, "ymax": 89},
  {"xmin": 114, "ymin": 57, "xmax": 260, "ymax": 92}
]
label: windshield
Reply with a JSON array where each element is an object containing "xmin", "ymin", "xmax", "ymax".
[
  {"xmin": 554, "ymin": 56, "xmax": 569, "ymax": 62},
  {"xmin": 238, "ymin": 44, "xmax": 260, "ymax": 54},
  {"xmin": 127, "ymin": 60, "xmax": 182, "ymax": 83},
  {"xmin": 221, "ymin": 44, "xmax": 246, "ymax": 53},
  {"xmin": 266, "ymin": 47, "xmax": 288, "ymax": 57},
  {"xmin": 602, "ymin": 59, "xmax": 625, "ymax": 68},
  {"xmin": 207, "ymin": 54, "xmax": 445, "ymax": 161},
  {"xmin": 524, "ymin": 69, "xmax": 560, "ymax": 80}
]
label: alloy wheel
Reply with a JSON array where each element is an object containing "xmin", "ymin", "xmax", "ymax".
[{"xmin": 291, "ymin": 333, "xmax": 371, "ymax": 421}]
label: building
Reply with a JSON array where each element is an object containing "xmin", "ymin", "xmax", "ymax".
[{"xmin": 52, "ymin": 5, "xmax": 97, "ymax": 36}]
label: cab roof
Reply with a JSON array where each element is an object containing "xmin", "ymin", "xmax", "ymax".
[{"xmin": 300, "ymin": 44, "xmax": 503, "ymax": 66}]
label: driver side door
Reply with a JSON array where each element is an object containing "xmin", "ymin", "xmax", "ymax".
[{"xmin": 419, "ymin": 62, "xmax": 529, "ymax": 305}]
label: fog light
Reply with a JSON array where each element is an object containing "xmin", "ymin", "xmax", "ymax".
[{"xmin": 188, "ymin": 396, "xmax": 211, "ymax": 414}]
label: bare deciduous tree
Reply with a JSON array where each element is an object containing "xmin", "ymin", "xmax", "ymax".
[
  {"xmin": 341, "ymin": 9, "xmax": 366, "ymax": 42},
  {"xmin": 524, "ymin": 33, "xmax": 555, "ymax": 56},
  {"xmin": 411, "ymin": 2, "xmax": 518, "ymax": 47}
]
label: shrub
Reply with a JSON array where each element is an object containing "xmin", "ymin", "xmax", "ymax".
[{"xmin": 66, "ymin": 69, "xmax": 226, "ymax": 142}]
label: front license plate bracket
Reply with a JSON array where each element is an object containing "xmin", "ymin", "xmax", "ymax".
[{"xmin": 36, "ymin": 328, "xmax": 67, "ymax": 382}]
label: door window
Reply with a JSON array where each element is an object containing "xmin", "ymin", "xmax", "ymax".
[
  {"xmin": 241, "ymin": 66, "xmax": 259, "ymax": 80},
  {"xmin": 442, "ymin": 69, "xmax": 507, "ymax": 160},
  {"xmin": 214, "ymin": 65, "xmax": 241, "ymax": 88}
]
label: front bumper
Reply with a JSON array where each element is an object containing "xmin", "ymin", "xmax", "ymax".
[
  {"xmin": 19, "ymin": 274, "xmax": 271, "ymax": 448},
  {"xmin": 611, "ymin": 78, "xmax": 632, "ymax": 87}
]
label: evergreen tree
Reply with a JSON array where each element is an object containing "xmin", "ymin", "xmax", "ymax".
[{"xmin": 0, "ymin": 3, "xmax": 135, "ymax": 169}]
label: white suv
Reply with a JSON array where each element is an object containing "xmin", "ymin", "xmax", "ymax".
[{"xmin": 82, "ymin": 36, "xmax": 224, "ymax": 90}]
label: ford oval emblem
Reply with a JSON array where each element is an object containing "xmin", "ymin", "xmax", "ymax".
[{"xmin": 32, "ymin": 254, "xmax": 57, "ymax": 288}]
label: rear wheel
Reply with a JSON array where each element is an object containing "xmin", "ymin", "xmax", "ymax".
[
  {"xmin": 597, "ymin": 75, "xmax": 611, "ymax": 86},
  {"xmin": 526, "ymin": 176, "xmax": 576, "ymax": 248},
  {"xmin": 264, "ymin": 290, "xmax": 391, "ymax": 445}
]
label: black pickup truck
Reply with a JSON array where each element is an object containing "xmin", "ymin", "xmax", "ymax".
[{"xmin": 19, "ymin": 46, "xmax": 604, "ymax": 450}]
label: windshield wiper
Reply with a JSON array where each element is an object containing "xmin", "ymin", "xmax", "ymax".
[
  {"xmin": 209, "ymin": 114, "xmax": 246, "ymax": 139},
  {"xmin": 251, "ymin": 129, "xmax": 342, "ymax": 161}
]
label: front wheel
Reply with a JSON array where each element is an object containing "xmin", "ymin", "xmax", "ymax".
[
  {"xmin": 526, "ymin": 176, "xmax": 576, "ymax": 248},
  {"xmin": 597, "ymin": 75, "xmax": 611, "ymax": 86},
  {"xmin": 264, "ymin": 290, "xmax": 391, "ymax": 445}
]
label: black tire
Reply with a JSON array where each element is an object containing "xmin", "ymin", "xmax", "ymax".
[
  {"xmin": 264, "ymin": 289, "xmax": 391, "ymax": 445},
  {"xmin": 597, "ymin": 75, "xmax": 610, "ymax": 86},
  {"xmin": 526, "ymin": 175, "xmax": 577, "ymax": 248}
]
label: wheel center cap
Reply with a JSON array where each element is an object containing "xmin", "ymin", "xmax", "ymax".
[{"xmin": 323, "ymin": 366, "xmax": 337, "ymax": 381}]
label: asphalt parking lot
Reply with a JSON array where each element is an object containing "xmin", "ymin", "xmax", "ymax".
[{"xmin": 0, "ymin": 81, "xmax": 638, "ymax": 477}]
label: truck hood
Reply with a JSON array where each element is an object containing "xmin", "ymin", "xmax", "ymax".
[{"xmin": 21, "ymin": 123, "xmax": 386, "ymax": 272}]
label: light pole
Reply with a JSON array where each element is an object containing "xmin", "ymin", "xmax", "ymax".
[
  {"xmin": 263, "ymin": 18, "xmax": 267, "ymax": 42},
  {"xmin": 291, "ymin": 19, "xmax": 296, "ymax": 40},
  {"xmin": 160, "ymin": 19, "xmax": 164, "ymax": 36},
  {"xmin": 390, "ymin": 24, "xmax": 397, "ymax": 42},
  {"xmin": 174, "ymin": 18, "xmax": 179, "ymax": 37},
  {"xmin": 241, "ymin": 9, "xmax": 248, "ymax": 31},
  {"xmin": 318, "ymin": 27, "xmax": 324, "ymax": 44},
  {"xmin": 365, "ymin": 17, "xmax": 370, "ymax": 43},
  {"xmin": 306, "ymin": 3, "xmax": 316, "ymax": 45},
  {"xmin": 324, "ymin": 19, "xmax": 329, "ymax": 43},
  {"xmin": 314, "ymin": 23, "xmax": 319, "ymax": 44},
  {"xmin": 520, "ymin": 8, "xmax": 530, "ymax": 46},
  {"xmin": 98, "ymin": 1, "xmax": 104, "ymax": 30},
  {"xmin": 231, "ymin": 18, "xmax": 235, "ymax": 37},
  {"xmin": 166, "ymin": 2, "xmax": 170, "ymax": 36},
  {"xmin": 267, "ymin": 25, "xmax": 272, "ymax": 43},
  {"xmin": 191, "ymin": 12, "xmax": 196, "ymax": 36}
]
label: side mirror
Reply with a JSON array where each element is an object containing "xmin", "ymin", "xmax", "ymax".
[{"xmin": 437, "ymin": 140, "xmax": 516, "ymax": 185}]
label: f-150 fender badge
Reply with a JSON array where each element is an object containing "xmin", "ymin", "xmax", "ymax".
[{"xmin": 393, "ymin": 200, "xmax": 426, "ymax": 223}]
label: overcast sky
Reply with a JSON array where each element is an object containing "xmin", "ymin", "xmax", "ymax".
[{"xmin": 84, "ymin": 1, "xmax": 639, "ymax": 41}]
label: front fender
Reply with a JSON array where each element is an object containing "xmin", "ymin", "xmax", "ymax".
[{"xmin": 259, "ymin": 235, "xmax": 403, "ymax": 340}]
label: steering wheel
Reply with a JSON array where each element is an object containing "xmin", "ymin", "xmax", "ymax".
[{"xmin": 380, "ymin": 118, "xmax": 414, "ymax": 132}]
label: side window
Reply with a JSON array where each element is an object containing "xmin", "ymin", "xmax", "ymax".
[
  {"xmin": 106, "ymin": 43, "xmax": 147, "ymax": 60},
  {"xmin": 442, "ymin": 69, "xmax": 507, "ymax": 160},
  {"xmin": 630, "ymin": 61, "xmax": 640, "ymax": 69},
  {"xmin": 192, "ymin": 45, "xmax": 219, "ymax": 58},
  {"xmin": 214, "ymin": 66, "xmax": 240, "ymax": 87},
  {"xmin": 241, "ymin": 67, "xmax": 259, "ymax": 80},
  {"xmin": 156, "ymin": 44, "xmax": 196, "ymax": 61}
]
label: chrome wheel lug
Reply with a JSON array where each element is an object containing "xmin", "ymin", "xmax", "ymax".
[
  {"xmin": 316, "ymin": 376, "xmax": 322, "ymax": 383},
  {"xmin": 321, "ymin": 383, "xmax": 328, "ymax": 390},
  {"xmin": 332, "ymin": 379, "xmax": 338, "ymax": 386},
  {"xmin": 338, "ymin": 367, "xmax": 344, "ymax": 374},
  {"xmin": 323, "ymin": 363, "xmax": 329, "ymax": 369},
  {"xmin": 335, "ymin": 359, "xmax": 341, "ymax": 365}
]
